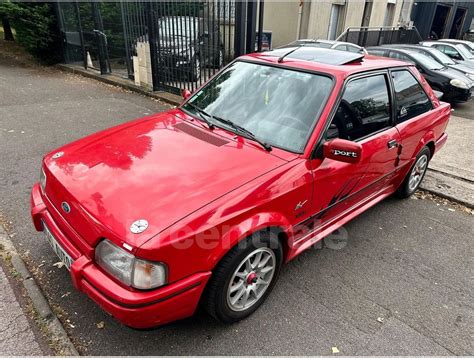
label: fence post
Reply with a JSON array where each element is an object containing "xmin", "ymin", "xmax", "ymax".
[
  {"xmin": 246, "ymin": 0, "xmax": 257, "ymax": 53},
  {"xmin": 91, "ymin": 2, "xmax": 109, "ymax": 75},
  {"xmin": 145, "ymin": 2, "xmax": 159, "ymax": 91},
  {"xmin": 234, "ymin": 0, "xmax": 246, "ymax": 57},
  {"xmin": 73, "ymin": 1, "xmax": 87, "ymax": 69},
  {"xmin": 257, "ymin": 0, "xmax": 264, "ymax": 52}
]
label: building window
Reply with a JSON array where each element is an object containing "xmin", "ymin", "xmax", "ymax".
[
  {"xmin": 328, "ymin": 4, "xmax": 345, "ymax": 40},
  {"xmin": 361, "ymin": 0, "xmax": 373, "ymax": 27},
  {"xmin": 383, "ymin": 2, "xmax": 396, "ymax": 26}
]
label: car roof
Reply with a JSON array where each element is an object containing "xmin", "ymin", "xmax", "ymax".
[
  {"xmin": 242, "ymin": 47, "xmax": 409, "ymax": 76},
  {"xmin": 441, "ymin": 39, "xmax": 471, "ymax": 45},
  {"xmin": 385, "ymin": 44, "xmax": 436, "ymax": 52},
  {"xmin": 368, "ymin": 46, "xmax": 418, "ymax": 55},
  {"xmin": 423, "ymin": 41, "xmax": 459, "ymax": 47}
]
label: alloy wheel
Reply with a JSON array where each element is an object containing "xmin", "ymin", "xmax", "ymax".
[
  {"xmin": 408, "ymin": 154, "xmax": 428, "ymax": 192},
  {"xmin": 226, "ymin": 247, "xmax": 276, "ymax": 312}
]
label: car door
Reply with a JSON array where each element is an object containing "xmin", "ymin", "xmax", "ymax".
[
  {"xmin": 390, "ymin": 67, "xmax": 437, "ymax": 168},
  {"xmin": 305, "ymin": 72, "xmax": 401, "ymax": 233}
]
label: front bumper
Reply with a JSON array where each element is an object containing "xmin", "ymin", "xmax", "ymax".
[
  {"xmin": 30, "ymin": 183, "xmax": 211, "ymax": 329},
  {"xmin": 443, "ymin": 86, "xmax": 471, "ymax": 102}
]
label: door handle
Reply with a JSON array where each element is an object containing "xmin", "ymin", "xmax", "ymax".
[{"xmin": 387, "ymin": 139, "xmax": 398, "ymax": 149}]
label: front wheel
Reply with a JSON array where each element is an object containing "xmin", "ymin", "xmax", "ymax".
[
  {"xmin": 203, "ymin": 231, "xmax": 283, "ymax": 323},
  {"xmin": 395, "ymin": 146, "xmax": 431, "ymax": 198}
]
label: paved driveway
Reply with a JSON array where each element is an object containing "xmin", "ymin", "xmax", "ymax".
[{"xmin": 0, "ymin": 56, "xmax": 472, "ymax": 355}]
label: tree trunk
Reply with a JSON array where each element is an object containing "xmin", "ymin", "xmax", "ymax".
[{"xmin": 2, "ymin": 16, "xmax": 14, "ymax": 41}]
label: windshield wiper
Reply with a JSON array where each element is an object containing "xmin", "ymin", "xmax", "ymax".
[
  {"xmin": 212, "ymin": 115, "xmax": 272, "ymax": 151},
  {"xmin": 185, "ymin": 102, "xmax": 215, "ymax": 130}
]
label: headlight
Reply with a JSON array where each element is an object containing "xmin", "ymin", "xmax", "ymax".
[
  {"xmin": 95, "ymin": 239, "xmax": 167, "ymax": 290},
  {"xmin": 40, "ymin": 168, "xmax": 46, "ymax": 192},
  {"xmin": 450, "ymin": 79, "xmax": 470, "ymax": 89}
]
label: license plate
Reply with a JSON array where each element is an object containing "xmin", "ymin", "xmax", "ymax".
[{"xmin": 42, "ymin": 221, "xmax": 74, "ymax": 270}]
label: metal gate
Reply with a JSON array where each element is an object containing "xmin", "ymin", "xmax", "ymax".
[
  {"xmin": 146, "ymin": 0, "xmax": 236, "ymax": 94},
  {"xmin": 57, "ymin": 1, "xmax": 264, "ymax": 96}
]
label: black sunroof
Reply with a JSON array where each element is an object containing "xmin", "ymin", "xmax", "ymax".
[{"xmin": 264, "ymin": 47, "xmax": 364, "ymax": 65}]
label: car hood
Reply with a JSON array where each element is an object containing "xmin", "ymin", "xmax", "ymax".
[
  {"xmin": 449, "ymin": 63, "xmax": 474, "ymax": 76},
  {"xmin": 435, "ymin": 66, "xmax": 474, "ymax": 85},
  {"xmin": 43, "ymin": 110, "xmax": 287, "ymax": 250}
]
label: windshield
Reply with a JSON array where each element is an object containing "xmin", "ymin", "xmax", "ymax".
[
  {"xmin": 411, "ymin": 52, "xmax": 445, "ymax": 70},
  {"xmin": 428, "ymin": 49, "xmax": 455, "ymax": 65},
  {"xmin": 184, "ymin": 61, "xmax": 333, "ymax": 153},
  {"xmin": 456, "ymin": 44, "xmax": 474, "ymax": 58}
]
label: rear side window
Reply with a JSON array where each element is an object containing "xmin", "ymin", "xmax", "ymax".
[
  {"xmin": 388, "ymin": 51, "xmax": 413, "ymax": 63},
  {"xmin": 328, "ymin": 74, "xmax": 391, "ymax": 141},
  {"xmin": 347, "ymin": 45, "xmax": 362, "ymax": 53},
  {"xmin": 391, "ymin": 70, "xmax": 432, "ymax": 123},
  {"xmin": 368, "ymin": 49, "xmax": 386, "ymax": 56}
]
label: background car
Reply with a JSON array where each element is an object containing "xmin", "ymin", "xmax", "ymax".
[
  {"xmin": 280, "ymin": 39, "xmax": 367, "ymax": 54},
  {"xmin": 421, "ymin": 41, "xmax": 474, "ymax": 68},
  {"xmin": 367, "ymin": 46, "xmax": 473, "ymax": 102},
  {"xmin": 383, "ymin": 44, "xmax": 474, "ymax": 80},
  {"xmin": 156, "ymin": 16, "xmax": 223, "ymax": 81},
  {"xmin": 439, "ymin": 39, "xmax": 474, "ymax": 54}
]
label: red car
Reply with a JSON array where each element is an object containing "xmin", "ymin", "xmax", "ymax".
[{"xmin": 31, "ymin": 48, "xmax": 450, "ymax": 329}]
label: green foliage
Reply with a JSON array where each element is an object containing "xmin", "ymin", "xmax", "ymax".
[{"xmin": 0, "ymin": 1, "xmax": 62, "ymax": 65}]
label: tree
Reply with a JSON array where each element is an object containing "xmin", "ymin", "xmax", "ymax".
[
  {"xmin": 0, "ymin": 2, "xmax": 15, "ymax": 41},
  {"xmin": 0, "ymin": 2, "xmax": 62, "ymax": 64}
]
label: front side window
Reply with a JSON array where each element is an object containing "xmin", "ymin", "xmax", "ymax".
[
  {"xmin": 436, "ymin": 44, "xmax": 462, "ymax": 59},
  {"xmin": 185, "ymin": 61, "xmax": 333, "ymax": 153},
  {"xmin": 328, "ymin": 74, "xmax": 391, "ymax": 141},
  {"xmin": 391, "ymin": 70, "xmax": 432, "ymax": 123}
]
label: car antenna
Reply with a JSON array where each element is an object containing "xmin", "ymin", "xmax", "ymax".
[{"xmin": 278, "ymin": 46, "xmax": 302, "ymax": 63}]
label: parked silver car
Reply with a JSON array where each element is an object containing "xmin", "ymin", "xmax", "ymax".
[
  {"xmin": 281, "ymin": 39, "xmax": 367, "ymax": 54},
  {"xmin": 421, "ymin": 41, "xmax": 474, "ymax": 68}
]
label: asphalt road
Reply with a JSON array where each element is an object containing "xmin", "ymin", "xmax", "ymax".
[{"xmin": 0, "ymin": 56, "xmax": 473, "ymax": 355}]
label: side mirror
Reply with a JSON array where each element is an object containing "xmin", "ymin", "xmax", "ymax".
[
  {"xmin": 323, "ymin": 138, "xmax": 362, "ymax": 164},
  {"xmin": 181, "ymin": 89, "xmax": 192, "ymax": 101}
]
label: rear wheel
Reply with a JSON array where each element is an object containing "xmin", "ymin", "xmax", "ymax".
[
  {"xmin": 203, "ymin": 231, "xmax": 283, "ymax": 323},
  {"xmin": 395, "ymin": 146, "xmax": 431, "ymax": 198}
]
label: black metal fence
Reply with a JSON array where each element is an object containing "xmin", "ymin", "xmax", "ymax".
[
  {"xmin": 56, "ymin": 1, "xmax": 263, "ymax": 95},
  {"xmin": 337, "ymin": 26, "xmax": 423, "ymax": 47}
]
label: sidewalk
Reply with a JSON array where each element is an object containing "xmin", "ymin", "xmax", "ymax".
[
  {"xmin": 0, "ymin": 262, "xmax": 48, "ymax": 355},
  {"xmin": 0, "ymin": 225, "xmax": 77, "ymax": 356},
  {"xmin": 421, "ymin": 115, "xmax": 474, "ymax": 208}
]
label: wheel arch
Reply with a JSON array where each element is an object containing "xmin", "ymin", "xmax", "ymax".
[
  {"xmin": 413, "ymin": 130, "xmax": 436, "ymax": 162},
  {"xmin": 207, "ymin": 212, "xmax": 294, "ymax": 272}
]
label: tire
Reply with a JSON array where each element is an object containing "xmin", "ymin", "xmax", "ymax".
[
  {"xmin": 395, "ymin": 146, "xmax": 431, "ymax": 199},
  {"xmin": 213, "ymin": 48, "xmax": 224, "ymax": 68},
  {"xmin": 189, "ymin": 55, "xmax": 201, "ymax": 82},
  {"xmin": 203, "ymin": 231, "xmax": 283, "ymax": 323}
]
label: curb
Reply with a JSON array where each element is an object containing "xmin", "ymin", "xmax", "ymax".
[
  {"xmin": 420, "ymin": 169, "xmax": 474, "ymax": 209},
  {"xmin": 56, "ymin": 64, "xmax": 182, "ymax": 106},
  {"xmin": 0, "ymin": 227, "xmax": 79, "ymax": 356}
]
